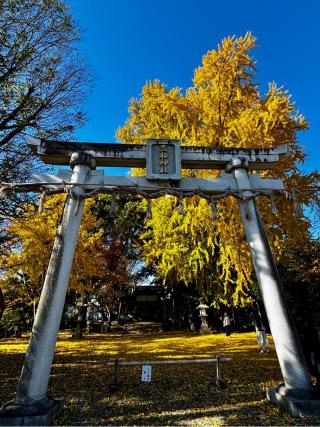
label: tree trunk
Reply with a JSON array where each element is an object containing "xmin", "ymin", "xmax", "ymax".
[
  {"xmin": 117, "ymin": 300, "xmax": 122, "ymax": 322},
  {"xmin": 106, "ymin": 307, "xmax": 111, "ymax": 332},
  {"xmin": 74, "ymin": 313, "xmax": 83, "ymax": 339},
  {"xmin": 0, "ymin": 287, "xmax": 4, "ymax": 321},
  {"xmin": 32, "ymin": 301, "xmax": 36, "ymax": 325}
]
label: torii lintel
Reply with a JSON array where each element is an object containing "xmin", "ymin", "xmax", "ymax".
[{"xmin": 27, "ymin": 136, "xmax": 288, "ymax": 171}]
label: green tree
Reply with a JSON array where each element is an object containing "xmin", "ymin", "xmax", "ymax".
[
  {"xmin": 91, "ymin": 194, "xmax": 151, "ymax": 323},
  {"xmin": 279, "ymin": 239, "xmax": 320, "ymax": 327}
]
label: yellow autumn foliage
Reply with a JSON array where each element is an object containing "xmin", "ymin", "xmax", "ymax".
[
  {"xmin": 2, "ymin": 194, "xmax": 104, "ymax": 305},
  {"xmin": 117, "ymin": 33, "xmax": 315, "ymax": 305}
]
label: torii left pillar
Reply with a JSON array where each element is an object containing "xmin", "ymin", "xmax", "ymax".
[{"xmin": 0, "ymin": 152, "xmax": 96, "ymax": 426}]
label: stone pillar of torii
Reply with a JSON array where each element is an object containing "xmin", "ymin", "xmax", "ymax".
[{"xmin": 0, "ymin": 137, "xmax": 319, "ymax": 425}]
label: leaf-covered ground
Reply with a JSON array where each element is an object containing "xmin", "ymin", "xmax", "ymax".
[{"xmin": 1, "ymin": 331, "xmax": 320, "ymax": 426}]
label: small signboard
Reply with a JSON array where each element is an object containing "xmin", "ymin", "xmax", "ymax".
[
  {"xmin": 146, "ymin": 139, "xmax": 181, "ymax": 181},
  {"xmin": 141, "ymin": 365, "xmax": 152, "ymax": 382}
]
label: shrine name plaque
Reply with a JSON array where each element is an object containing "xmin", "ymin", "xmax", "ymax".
[{"xmin": 146, "ymin": 139, "xmax": 181, "ymax": 180}]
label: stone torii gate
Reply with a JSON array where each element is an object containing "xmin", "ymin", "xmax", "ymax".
[{"xmin": 0, "ymin": 137, "xmax": 319, "ymax": 425}]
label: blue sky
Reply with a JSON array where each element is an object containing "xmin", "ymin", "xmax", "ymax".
[{"xmin": 67, "ymin": 0, "xmax": 319, "ymax": 174}]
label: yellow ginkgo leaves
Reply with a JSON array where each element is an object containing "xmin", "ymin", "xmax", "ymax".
[{"xmin": 116, "ymin": 33, "xmax": 315, "ymax": 306}]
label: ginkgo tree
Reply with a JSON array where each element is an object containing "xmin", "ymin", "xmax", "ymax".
[
  {"xmin": 117, "ymin": 33, "xmax": 318, "ymax": 306},
  {"xmin": 0, "ymin": 195, "xmax": 104, "ymax": 324}
]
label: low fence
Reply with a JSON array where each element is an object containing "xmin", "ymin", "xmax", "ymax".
[{"xmin": 107, "ymin": 355, "xmax": 232, "ymax": 392}]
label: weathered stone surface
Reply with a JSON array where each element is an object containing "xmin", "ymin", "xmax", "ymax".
[
  {"xmin": 0, "ymin": 398, "xmax": 64, "ymax": 426},
  {"xmin": 15, "ymin": 162, "xmax": 93, "ymax": 404},
  {"xmin": 267, "ymin": 386, "xmax": 320, "ymax": 417},
  {"xmin": 231, "ymin": 164, "xmax": 313, "ymax": 392},
  {"xmin": 27, "ymin": 135, "xmax": 288, "ymax": 170}
]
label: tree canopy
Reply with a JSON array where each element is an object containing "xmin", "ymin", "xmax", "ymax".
[
  {"xmin": 0, "ymin": 195, "xmax": 103, "ymax": 319},
  {"xmin": 117, "ymin": 33, "xmax": 318, "ymax": 306},
  {"xmin": 0, "ymin": 0, "xmax": 90, "ymax": 219},
  {"xmin": 0, "ymin": 193, "xmax": 149, "ymax": 323},
  {"xmin": 90, "ymin": 194, "xmax": 149, "ymax": 319}
]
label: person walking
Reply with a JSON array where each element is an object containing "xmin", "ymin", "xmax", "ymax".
[
  {"xmin": 253, "ymin": 317, "xmax": 269, "ymax": 353},
  {"xmin": 223, "ymin": 312, "xmax": 231, "ymax": 337}
]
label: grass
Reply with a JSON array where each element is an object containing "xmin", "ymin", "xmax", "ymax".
[{"xmin": 1, "ymin": 331, "xmax": 320, "ymax": 425}]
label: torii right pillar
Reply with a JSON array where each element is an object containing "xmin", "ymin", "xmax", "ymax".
[{"xmin": 227, "ymin": 158, "xmax": 320, "ymax": 417}]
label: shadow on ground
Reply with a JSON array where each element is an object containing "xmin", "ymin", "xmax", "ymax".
[{"xmin": 1, "ymin": 331, "xmax": 319, "ymax": 426}]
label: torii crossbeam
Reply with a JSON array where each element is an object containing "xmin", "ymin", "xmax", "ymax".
[{"xmin": 27, "ymin": 135, "xmax": 287, "ymax": 169}]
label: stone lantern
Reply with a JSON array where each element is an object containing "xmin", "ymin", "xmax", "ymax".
[
  {"xmin": 197, "ymin": 302, "xmax": 210, "ymax": 334},
  {"xmin": 74, "ymin": 297, "xmax": 84, "ymax": 339}
]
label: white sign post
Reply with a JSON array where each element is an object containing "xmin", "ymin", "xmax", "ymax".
[{"xmin": 141, "ymin": 365, "xmax": 152, "ymax": 382}]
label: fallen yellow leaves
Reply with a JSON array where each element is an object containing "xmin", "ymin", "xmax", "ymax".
[{"xmin": 1, "ymin": 331, "xmax": 319, "ymax": 425}]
